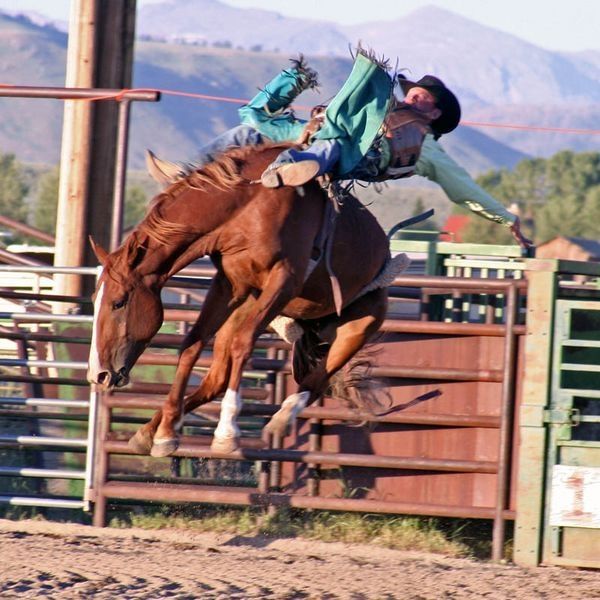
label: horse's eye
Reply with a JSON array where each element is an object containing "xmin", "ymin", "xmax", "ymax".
[{"xmin": 112, "ymin": 298, "xmax": 127, "ymax": 310}]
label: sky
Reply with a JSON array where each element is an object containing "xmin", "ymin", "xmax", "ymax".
[{"xmin": 0, "ymin": 0, "xmax": 598, "ymax": 53}]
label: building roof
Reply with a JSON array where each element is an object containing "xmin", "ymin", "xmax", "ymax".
[
  {"xmin": 440, "ymin": 215, "xmax": 471, "ymax": 243},
  {"xmin": 538, "ymin": 236, "xmax": 600, "ymax": 260},
  {"xmin": 565, "ymin": 237, "xmax": 600, "ymax": 257}
]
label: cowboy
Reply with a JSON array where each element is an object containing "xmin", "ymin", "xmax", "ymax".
[{"xmin": 148, "ymin": 52, "xmax": 532, "ymax": 248}]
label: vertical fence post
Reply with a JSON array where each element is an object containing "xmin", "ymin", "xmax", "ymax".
[
  {"xmin": 110, "ymin": 99, "xmax": 132, "ymax": 251},
  {"xmin": 492, "ymin": 282, "xmax": 518, "ymax": 560},
  {"xmin": 514, "ymin": 261, "xmax": 558, "ymax": 566},
  {"xmin": 92, "ymin": 392, "xmax": 110, "ymax": 527},
  {"xmin": 83, "ymin": 387, "xmax": 99, "ymax": 512}
]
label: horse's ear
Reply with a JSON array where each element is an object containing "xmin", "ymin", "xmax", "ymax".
[
  {"xmin": 124, "ymin": 236, "xmax": 147, "ymax": 270},
  {"xmin": 89, "ymin": 236, "xmax": 109, "ymax": 266}
]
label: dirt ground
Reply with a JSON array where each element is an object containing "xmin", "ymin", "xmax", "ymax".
[{"xmin": 0, "ymin": 518, "xmax": 598, "ymax": 599}]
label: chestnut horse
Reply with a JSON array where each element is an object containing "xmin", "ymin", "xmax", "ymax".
[{"xmin": 87, "ymin": 143, "xmax": 392, "ymax": 457}]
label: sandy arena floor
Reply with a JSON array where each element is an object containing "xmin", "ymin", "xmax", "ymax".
[{"xmin": 0, "ymin": 518, "xmax": 598, "ymax": 599}]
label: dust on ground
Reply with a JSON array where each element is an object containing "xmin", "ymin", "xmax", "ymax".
[{"xmin": 0, "ymin": 518, "xmax": 598, "ymax": 599}]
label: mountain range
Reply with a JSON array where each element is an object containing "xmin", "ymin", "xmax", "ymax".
[{"xmin": 0, "ymin": 2, "xmax": 598, "ymax": 174}]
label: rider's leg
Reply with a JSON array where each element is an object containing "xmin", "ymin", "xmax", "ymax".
[
  {"xmin": 238, "ymin": 57, "xmax": 317, "ymax": 142},
  {"xmin": 164, "ymin": 57, "xmax": 317, "ymax": 176},
  {"xmin": 148, "ymin": 58, "xmax": 318, "ymax": 184},
  {"xmin": 146, "ymin": 125, "xmax": 266, "ymax": 186},
  {"xmin": 184, "ymin": 124, "xmax": 266, "ymax": 172},
  {"xmin": 261, "ymin": 139, "xmax": 341, "ymax": 188}
]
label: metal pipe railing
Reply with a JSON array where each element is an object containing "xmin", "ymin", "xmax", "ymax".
[
  {"xmin": 0, "ymin": 261, "xmax": 529, "ymax": 555},
  {"xmin": 105, "ymin": 397, "xmax": 501, "ymax": 428},
  {"xmin": 0, "ymin": 496, "xmax": 85, "ymax": 509},
  {"xmin": 0, "ymin": 397, "xmax": 90, "ymax": 408},
  {"xmin": 0, "ymin": 85, "xmax": 160, "ymax": 268},
  {"xmin": 103, "ymin": 439, "xmax": 498, "ymax": 473},
  {"xmin": 493, "ymin": 282, "xmax": 519, "ymax": 560},
  {"xmin": 0, "ymin": 435, "xmax": 88, "ymax": 448},
  {"xmin": 0, "ymin": 467, "xmax": 85, "ymax": 479},
  {"xmin": 100, "ymin": 480, "xmax": 516, "ymax": 521},
  {"xmin": 0, "ymin": 215, "xmax": 55, "ymax": 245}
]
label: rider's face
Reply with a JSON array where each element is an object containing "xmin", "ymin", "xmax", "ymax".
[{"xmin": 404, "ymin": 87, "xmax": 440, "ymax": 116}]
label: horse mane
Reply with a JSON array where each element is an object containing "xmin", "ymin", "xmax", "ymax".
[
  {"xmin": 188, "ymin": 142, "xmax": 294, "ymax": 191},
  {"xmin": 138, "ymin": 194, "xmax": 193, "ymax": 246},
  {"xmin": 187, "ymin": 149, "xmax": 247, "ymax": 191},
  {"xmin": 136, "ymin": 142, "xmax": 294, "ymax": 246}
]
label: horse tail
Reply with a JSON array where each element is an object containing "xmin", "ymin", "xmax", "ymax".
[
  {"xmin": 292, "ymin": 325, "xmax": 390, "ymax": 416},
  {"xmin": 326, "ymin": 336, "xmax": 391, "ymax": 418},
  {"xmin": 291, "ymin": 326, "xmax": 329, "ymax": 385}
]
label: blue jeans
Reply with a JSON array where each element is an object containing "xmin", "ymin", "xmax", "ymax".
[
  {"xmin": 267, "ymin": 139, "xmax": 341, "ymax": 176},
  {"xmin": 189, "ymin": 124, "xmax": 382, "ymax": 183},
  {"xmin": 270, "ymin": 139, "xmax": 385, "ymax": 182},
  {"xmin": 186, "ymin": 125, "xmax": 265, "ymax": 172},
  {"xmin": 189, "ymin": 125, "xmax": 341, "ymax": 179}
]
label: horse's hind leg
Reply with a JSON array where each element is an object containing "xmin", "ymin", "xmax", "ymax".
[
  {"xmin": 264, "ymin": 287, "xmax": 388, "ymax": 437},
  {"xmin": 128, "ymin": 273, "xmax": 235, "ymax": 455}
]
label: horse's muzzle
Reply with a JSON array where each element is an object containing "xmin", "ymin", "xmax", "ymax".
[{"xmin": 89, "ymin": 368, "xmax": 130, "ymax": 390}]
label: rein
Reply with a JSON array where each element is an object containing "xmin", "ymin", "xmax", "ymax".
[{"xmin": 386, "ymin": 208, "xmax": 435, "ymax": 240}]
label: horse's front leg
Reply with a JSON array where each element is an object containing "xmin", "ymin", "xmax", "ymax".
[
  {"xmin": 128, "ymin": 335, "xmax": 204, "ymax": 455},
  {"xmin": 211, "ymin": 264, "xmax": 301, "ymax": 453},
  {"xmin": 128, "ymin": 274, "xmax": 235, "ymax": 456}
]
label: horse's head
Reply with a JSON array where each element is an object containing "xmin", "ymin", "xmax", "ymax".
[{"xmin": 87, "ymin": 238, "xmax": 163, "ymax": 390}]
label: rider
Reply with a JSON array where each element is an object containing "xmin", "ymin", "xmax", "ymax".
[{"xmin": 148, "ymin": 50, "xmax": 531, "ymax": 248}]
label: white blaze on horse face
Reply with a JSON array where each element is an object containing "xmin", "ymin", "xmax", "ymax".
[
  {"xmin": 213, "ymin": 388, "xmax": 242, "ymax": 441},
  {"xmin": 87, "ymin": 281, "xmax": 105, "ymax": 383}
]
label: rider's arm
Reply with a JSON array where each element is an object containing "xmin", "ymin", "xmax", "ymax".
[{"xmin": 415, "ymin": 135, "xmax": 517, "ymax": 227}]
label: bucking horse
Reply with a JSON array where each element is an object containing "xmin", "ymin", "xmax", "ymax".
[{"xmin": 87, "ymin": 143, "xmax": 407, "ymax": 456}]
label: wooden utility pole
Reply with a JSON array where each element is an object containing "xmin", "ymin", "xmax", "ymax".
[{"xmin": 54, "ymin": 0, "xmax": 137, "ymax": 305}]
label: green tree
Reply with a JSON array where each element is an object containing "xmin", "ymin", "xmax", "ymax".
[
  {"xmin": 33, "ymin": 172, "xmax": 148, "ymax": 236},
  {"xmin": 580, "ymin": 184, "xmax": 600, "ymax": 239},
  {"xmin": 0, "ymin": 152, "xmax": 29, "ymax": 224},
  {"xmin": 124, "ymin": 185, "xmax": 148, "ymax": 229},
  {"xmin": 33, "ymin": 166, "xmax": 59, "ymax": 235},
  {"xmin": 460, "ymin": 211, "xmax": 515, "ymax": 246},
  {"xmin": 459, "ymin": 150, "xmax": 600, "ymax": 245}
]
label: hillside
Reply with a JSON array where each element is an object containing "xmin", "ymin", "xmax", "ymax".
[
  {"xmin": 0, "ymin": 3, "xmax": 597, "ymax": 169},
  {"xmin": 0, "ymin": 13, "xmax": 66, "ymax": 163},
  {"xmin": 0, "ymin": 12, "xmax": 527, "ymax": 174}
]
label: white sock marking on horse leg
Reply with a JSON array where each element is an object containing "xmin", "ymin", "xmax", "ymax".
[
  {"xmin": 214, "ymin": 388, "xmax": 242, "ymax": 441},
  {"xmin": 279, "ymin": 390, "xmax": 310, "ymax": 423},
  {"xmin": 87, "ymin": 281, "xmax": 104, "ymax": 382}
]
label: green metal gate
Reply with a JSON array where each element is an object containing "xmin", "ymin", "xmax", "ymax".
[
  {"xmin": 544, "ymin": 299, "xmax": 600, "ymax": 567},
  {"xmin": 515, "ymin": 259, "xmax": 600, "ymax": 567}
]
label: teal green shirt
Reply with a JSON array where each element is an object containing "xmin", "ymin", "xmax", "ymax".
[{"xmin": 416, "ymin": 135, "xmax": 517, "ymax": 227}]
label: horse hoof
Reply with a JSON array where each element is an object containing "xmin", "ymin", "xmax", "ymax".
[
  {"xmin": 210, "ymin": 436, "xmax": 239, "ymax": 454},
  {"xmin": 150, "ymin": 438, "xmax": 179, "ymax": 457},
  {"xmin": 263, "ymin": 415, "xmax": 289, "ymax": 438},
  {"xmin": 128, "ymin": 428, "xmax": 154, "ymax": 455}
]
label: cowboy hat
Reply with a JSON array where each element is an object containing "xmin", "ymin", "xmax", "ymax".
[{"xmin": 399, "ymin": 75, "xmax": 461, "ymax": 135}]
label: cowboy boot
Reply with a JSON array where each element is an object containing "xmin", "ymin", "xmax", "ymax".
[
  {"xmin": 261, "ymin": 160, "xmax": 321, "ymax": 188},
  {"xmin": 145, "ymin": 150, "xmax": 186, "ymax": 187}
]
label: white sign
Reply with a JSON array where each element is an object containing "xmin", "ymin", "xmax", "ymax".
[{"xmin": 549, "ymin": 465, "xmax": 600, "ymax": 529}]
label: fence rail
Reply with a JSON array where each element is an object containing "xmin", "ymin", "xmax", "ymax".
[{"xmin": 4, "ymin": 254, "xmax": 597, "ymax": 564}]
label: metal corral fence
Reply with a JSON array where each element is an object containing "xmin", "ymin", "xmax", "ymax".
[{"xmin": 0, "ymin": 245, "xmax": 599, "ymax": 567}]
